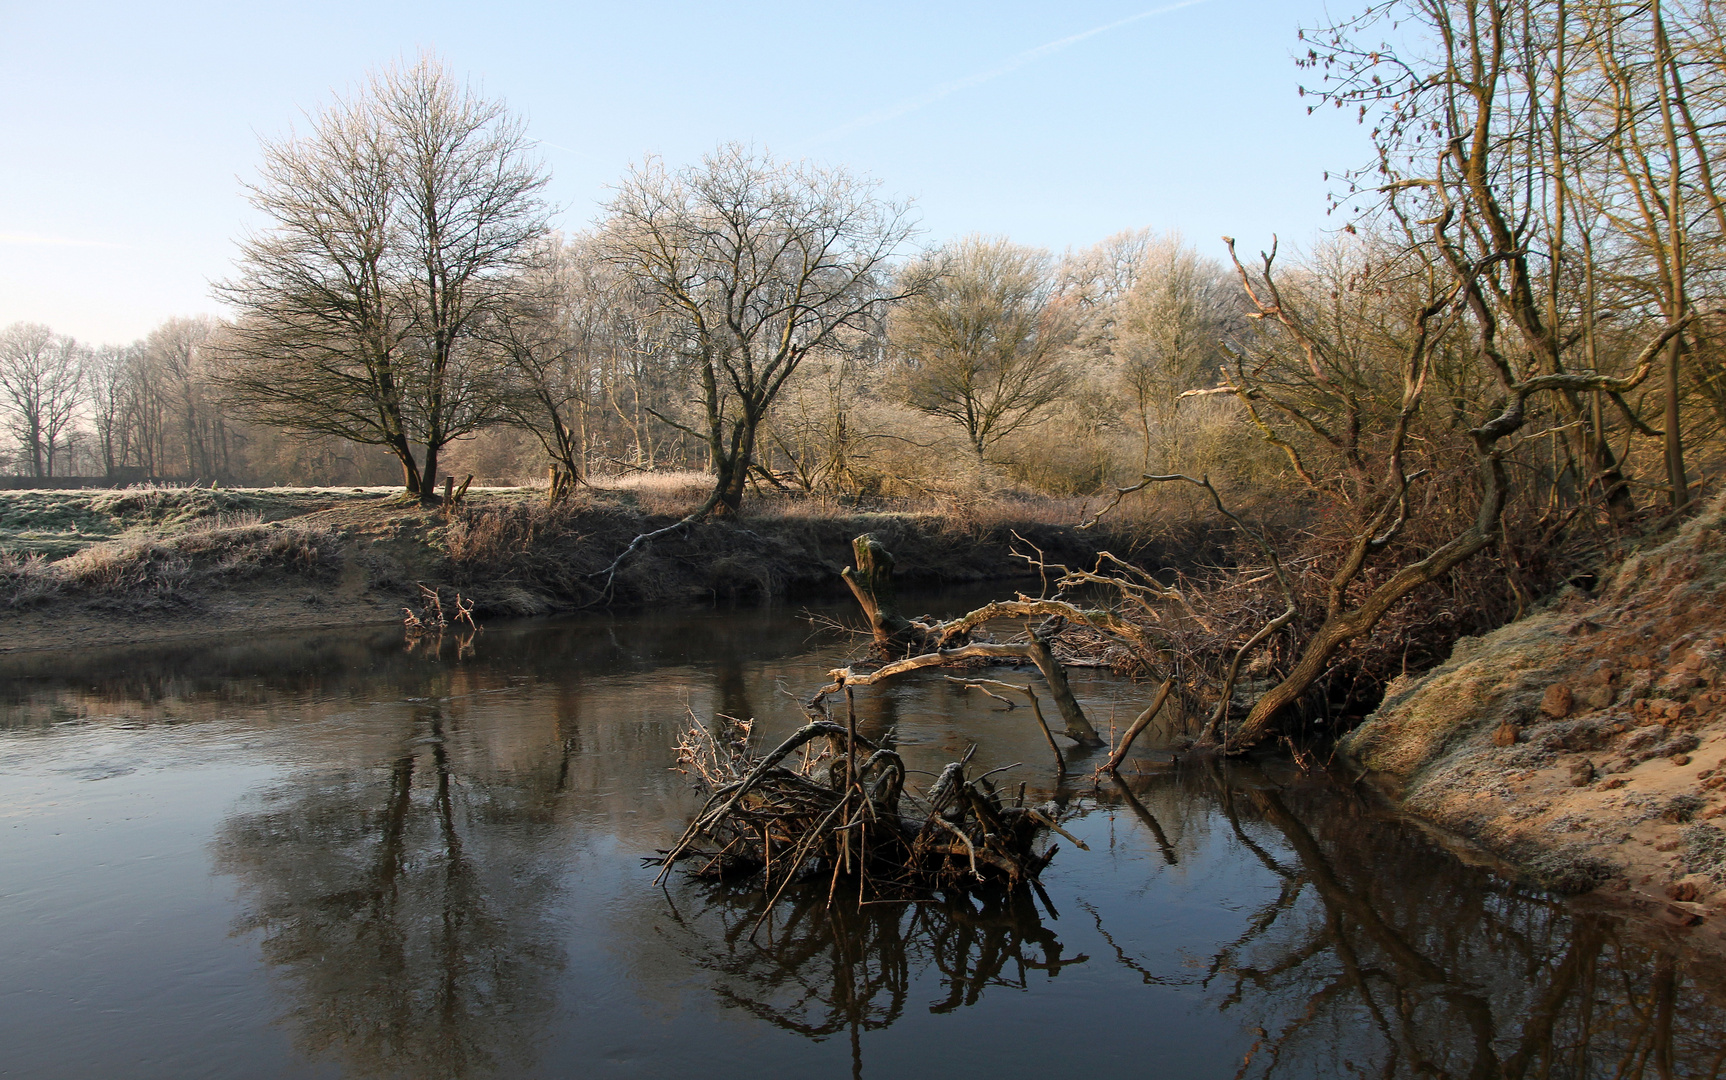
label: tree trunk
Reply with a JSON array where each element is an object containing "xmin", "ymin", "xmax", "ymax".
[
  {"xmin": 713, "ymin": 472, "xmax": 744, "ymax": 516},
  {"xmin": 1665, "ymin": 335, "xmax": 1688, "ymax": 508},
  {"xmin": 1222, "ymin": 519, "xmax": 1499, "ymax": 750},
  {"xmin": 420, "ymin": 443, "xmax": 442, "ymax": 505},
  {"xmin": 28, "ymin": 421, "xmax": 44, "ymax": 478},
  {"xmin": 1024, "ymin": 635, "xmax": 1104, "ymax": 746},
  {"xmin": 393, "ymin": 437, "xmax": 423, "ymax": 496},
  {"xmin": 711, "ymin": 427, "xmax": 755, "ymax": 517}
]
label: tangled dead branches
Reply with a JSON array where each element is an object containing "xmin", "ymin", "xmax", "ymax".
[
  {"xmin": 403, "ymin": 583, "xmax": 478, "ymax": 635},
  {"xmin": 653, "ymin": 713, "xmax": 1082, "ymax": 909}
]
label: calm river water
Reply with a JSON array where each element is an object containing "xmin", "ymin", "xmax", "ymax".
[{"xmin": 2, "ymin": 593, "xmax": 1724, "ymax": 1079}]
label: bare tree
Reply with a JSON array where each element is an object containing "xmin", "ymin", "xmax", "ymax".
[
  {"xmin": 488, "ymin": 234, "xmax": 664, "ymax": 490},
  {"xmin": 600, "ymin": 144, "xmax": 916, "ymax": 517},
  {"xmin": 889, "ymin": 236, "xmax": 1076, "ymax": 466},
  {"xmin": 1110, "ymin": 235, "xmax": 1239, "ymax": 467},
  {"xmin": 217, "ymin": 54, "xmax": 549, "ymax": 501},
  {"xmin": 0, "ymin": 323, "xmax": 85, "ymax": 478},
  {"xmin": 86, "ymin": 343, "xmax": 139, "ymax": 477},
  {"xmin": 143, "ymin": 316, "xmax": 239, "ymax": 480}
]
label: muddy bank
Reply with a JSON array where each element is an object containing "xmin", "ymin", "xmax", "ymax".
[
  {"xmin": 1343, "ymin": 492, "xmax": 1726, "ymax": 950},
  {"xmin": 0, "ymin": 487, "xmax": 1175, "ymax": 654}
]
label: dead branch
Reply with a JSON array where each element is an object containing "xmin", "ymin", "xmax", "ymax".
[
  {"xmin": 822, "ymin": 639, "xmax": 1102, "ymax": 746},
  {"xmin": 946, "ymin": 676, "xmax": 1065, "ymax": 772},
  {"xmin": 653, "ymin": 713, "xmax": 1070, "ymax": 904},
  {"xmin": 1102, "ymin": 678, "xmax": 1175, "ymax": 773}
]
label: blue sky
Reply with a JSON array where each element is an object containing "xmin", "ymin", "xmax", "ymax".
[{"xmin": 0, "ymin": 1, "xmax": 1368, "ymax": 343}]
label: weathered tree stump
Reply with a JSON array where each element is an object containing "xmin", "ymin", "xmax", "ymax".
[{"xmin": 841, "ymin": 534, "xmax": 931, "ymax": 655}]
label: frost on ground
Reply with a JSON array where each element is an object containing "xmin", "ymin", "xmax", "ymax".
[{"xmin": 1345, "ymin": 493, "xmax": 1726, "ymax": 937}]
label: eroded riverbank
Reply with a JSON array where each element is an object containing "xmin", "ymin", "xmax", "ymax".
[{"xmin": 1346, "ymin": 493, "xmax": 1726, "ymax": 952}]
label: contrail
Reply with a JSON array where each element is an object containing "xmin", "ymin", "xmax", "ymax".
[
  {"xmin": 530, "ymin": 137, "xmax": 608, "ymax": 166},
  {"xmin": 810, "ymin": 0, "xmax": 1217, "ymax": 145}
]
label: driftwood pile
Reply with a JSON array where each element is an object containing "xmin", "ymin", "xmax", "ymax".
[{"xmin": 653, "ymin": 712, "xmax": 1083, "ymax": 905}]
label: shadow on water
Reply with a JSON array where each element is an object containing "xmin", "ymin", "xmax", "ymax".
[{"xmin": 3, "ymin": 598, "xmax": 1726, "ymax": 1078}]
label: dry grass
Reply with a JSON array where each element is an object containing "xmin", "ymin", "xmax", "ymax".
[
  {"xmin": 583, "ymin": 470, "xmax": 1214, "ymax": 550},
  {"xmin": 0, "ymin": 552, "xmax": 60, "ymax": 608},
  {"xmin": 586, "ymin": 470, "xmax": 716, "ymax": 517}
]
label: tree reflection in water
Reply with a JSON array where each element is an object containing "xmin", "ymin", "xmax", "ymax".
[
  {"xmin": 650, "ymin": 759, "xmax": 1726, "ymax": 1079},
  {"xmin": 162, "ymin": 611, "xmax": 1726, "ymax": 1079},
  {"xmin": 1099, "ymin": 764, "xmax": 1726, "ymax": 1079},
  {"xmin": 657, "ymin": 881, "xmax": 1086, "ymax": 1077},
  {"xmin": 211, "ymin": 704, "xmax": 568, "ymax": 1080}
]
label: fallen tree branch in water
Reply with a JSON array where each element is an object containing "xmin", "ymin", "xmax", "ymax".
[
  {"xmin": 819, "ymin": 638, "xmax": 1105, "ymax": 747},
  {"xmin": 947, "ymin": 676, "xmax": 1065, "ymax": 773},
  {"xmin": 652, "ymin": 717, "xmax": 1068, "ymax": 904}
]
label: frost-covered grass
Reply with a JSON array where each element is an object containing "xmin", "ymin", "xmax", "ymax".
[
  {"xmin": 1684, "ymin": 824, "xmax": 1726, "ymax": 884},
  {"xmin": 0, "ymin": 486, "xmax": 391, "ymax": 558},
  {"xmin": 0, "ymin": 513, "xmax": 344, "ymax": 611}
]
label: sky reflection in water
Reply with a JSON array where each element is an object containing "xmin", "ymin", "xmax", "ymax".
[{"xmin": 1, "ymin": 598, "xmax": 1723, "ymax": 1079}]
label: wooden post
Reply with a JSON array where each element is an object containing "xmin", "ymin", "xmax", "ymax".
[{"xmin": 442, "ymin": 475, "xmax": 453, "ymax": 511}]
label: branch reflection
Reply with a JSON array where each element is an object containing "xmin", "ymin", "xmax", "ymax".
[
  {"xmin": 656, "ymin": 881, "xmax": 1085, "ymax": 1075},
  {"xmin": 1101, "ymin": 763, "xmax": 1726, "ymax": 1079}
]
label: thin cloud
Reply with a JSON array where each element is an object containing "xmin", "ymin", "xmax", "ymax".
[
  {"xmin": 0, "ymin": 232, "xmax": 126, "ymax": 250},
  {"xmin": 811, "ymin": 0, "xmax": 1217, "ymax": 145}
]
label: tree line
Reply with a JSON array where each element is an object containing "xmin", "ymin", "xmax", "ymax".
[
  {"xmin": 0, "ymin": 316, "xmax": 404, "ymax": 485},
  {"xmin": 5, "ymin": 1, "xmax": 1724, "ymax": 538},
  {"xmin": 0, "ymin": 56, "xmax": 1252, "ymax": 502}
]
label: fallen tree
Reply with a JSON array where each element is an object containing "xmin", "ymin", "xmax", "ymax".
[{"xmin": 815, "ymin": 231, "xmax": 1690, "ymax": 761}]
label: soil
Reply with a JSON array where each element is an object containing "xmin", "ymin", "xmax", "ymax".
[{"xmin": 1345, "ymin": 491, "xmax": 1726, "ymax": 952}]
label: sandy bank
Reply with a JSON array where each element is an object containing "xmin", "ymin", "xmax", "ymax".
[{"xmin": 1344, "ymin": 492, "xmax": 1726, "ymax": 950}]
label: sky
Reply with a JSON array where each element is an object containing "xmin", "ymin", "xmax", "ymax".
[{"xmin": 0, "ymin": 0, "xmax": 1370, "ymax": 345}]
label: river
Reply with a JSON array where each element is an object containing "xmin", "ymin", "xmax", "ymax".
[{"xmin": 2, "ymin": 592, "xmax": 1723, "ymax": 1078}]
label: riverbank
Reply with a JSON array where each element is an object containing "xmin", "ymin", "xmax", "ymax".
[
  {"xmin": 0, "ymin": 484, "xmax": 1181, "ymax": 654},
  {"xmin": 1344, "ymin": 491, "xmax": 1726, "ymax": 949}
]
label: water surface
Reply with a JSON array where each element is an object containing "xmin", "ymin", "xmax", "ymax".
[{"xmin": 2, "ymin": 597, "xmax": 1723, "ymax": 1079}]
